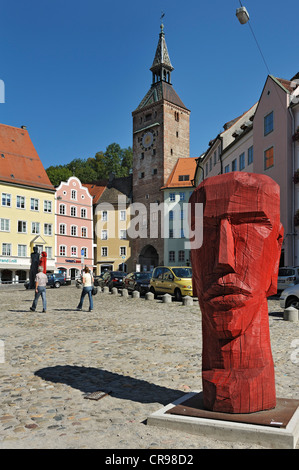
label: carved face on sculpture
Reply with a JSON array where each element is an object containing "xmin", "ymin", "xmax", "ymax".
[{"xmin": 191, "ymin": 172, "xmax": 283, "ymax": 338}]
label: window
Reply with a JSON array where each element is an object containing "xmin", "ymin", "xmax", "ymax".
[
  {"xmin": 169, "ymin": 228, "xmax": 174, "ymax": 238},
  {"xmin": 232, "ymin": 159, "xmax": 237, "ymax": 171},
  {"xmin": 70, "ymin": 206, "xmax": 77, "ymax": 217},
  {"xmin": 174, "ymin": 111, "xmax": 180, "ymax": 121},
  {"xmin": 140, "ymin": 172, "xmax": 145, "ymax": 179},
  {"xmin": 145, "ymin": 113, "xmax": 152, "ymax": 121},
  {"xmin": 120, "ymin": 246, "xmax": 126, "ymax": 256},
  {"xmin": 239, "ymin": 152, "xmax": 245, "ymax": 170},
  {"xmin": 169, "ymin": 210, "xmax": 174, "ymax": 220},
  {"xmin": 102, "ymin": 210, "xmax": 108, "ymax": 221},
  {"xmin": 16, "ymin": 195, "xmax": 25, "ymax": 209},
  {"xmin": 31, "ymin": 222, "xmax": 40, "ymax": 234},
  {"xmin": 264, "ymin": 146, "xmax": 274, "ymax": 170},
  {"xmin": 101, "ymin": 230, "xmax": 108, "ymax": 240},
  {"xmin": 209, "ymin": 159, "xmax": 212, "ymax": 171},
  {"xmin": 44, "ymin": 200, "xmax": 52, "ymax": 213},
  {"xmin": 120, "ymin": 230, "xmax": 126, "ymax": 239},
  {"xmin": 152, "ymin": 168, "xmax": 157, "ymax": 175},
  {"xmin": 248, "ymin": 146, "xmax": 253, "ymax": 165},
  {"xmin": 44, "ymin": 223, "xmax": 52, "ymax": 235},
  {"xmin": 18, "ymin": 220, "xmax": 27, "ymax": 233},
  {"xmin": 264, "ymin": 111, "xmax": 274, "ymax": 136},
  {"xmin": 59, "ymin": 204, "xmax": 66, "ymax": 215},
  {"xmin": 180, "ymin": 209, "xmax": 184, "ymax": 220},
  {"xmin": 81, "ymin": 247, "xmax": 87, "ymax": 257},
  {"xmin": 225, "ymin": 164, "xmax": 230, "ymax": 173},
  {"xmin": 81, "ymin": 227, "xmax": 87, "ymax": 237},
  {"xmin": 179, "ymin": 192, "xmax": 185, "ymax": 201},
  {"xmin": 71, "ymin": 225, "xmax": 77, "ymax": 236},
  {"xmin": 169, "ymin": 193, "xmax": 176, "ymax": 202},
  {"xmin": 169, "ymin": 251, "xmax": 175, "ymax": 262},
  {"xmin": 59, "ymin": 245, "xmax": 66, "ymax": 256},
  {"xmin": 2, "ymin": 243, "xmax": 11, "ymax": 256},
  {"xmin": 18, "ymin": 244, "xmax": 27, "ymax": 257},
  {"xmin": 178, "ymin": 250, "xmax": 185, "ymax": 262},
  {"xmin": 81, "ymin": 208, "xmax": 87, "ymax": 218},
  {"xmin": 120, "ymin": 210, "xmax": 126, "ymax": 221},
  {"xmin": 181, "ymin": 228, "xmax": 185, "ymax": 238},
  {"xmin": 71, "ymin": 190, "xmax": 77, "ymax": 200},
  {"xmin": 30, "ymin": 198, "xmax": 39, "ymax": 211},
  {"xmin": 59, "ymin": 224, "xmax": 66, "ymax": 235},
  {"xmin": 0, "ymin": 218, "xmax": 10, "ymax": 231},
  {"xmin": 45, "ymin": 246, "xmax": 52, "ymax": 259},
  {"xmin": 101, "ymin": 247, "xmax": 108, "ymax": 257},
  {"xmin": 2, "ymin": 193, "xmax": 11, "ymax": 207},
  {"xmin": 71, "ymin": 246, "xmax": 77, "ymax": 257}
]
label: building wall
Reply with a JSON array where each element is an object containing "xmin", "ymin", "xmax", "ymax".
[
  {"xmin": 0, "ymin": 183, "xmax": 55, "ymax": 283},
  {"xmin": 55, "ymin": 177, "xmax": 93, "ymax": 278},
  {"xmin": 94, "ymin": 202, "xmax": 132, "ymax": 274},
  {"xmin": 163, "ymin": 187, "xmax": 194, "ymax": 266},
  {"xmin": 253, "ymin": 76, "xmax": 293, "ymax": 265}
]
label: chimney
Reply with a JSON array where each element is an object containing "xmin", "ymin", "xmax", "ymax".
[{"xmin": 21, "ymin": 125, "xmax": 27, "ymax": 130}]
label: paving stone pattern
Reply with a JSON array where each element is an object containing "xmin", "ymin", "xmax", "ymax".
[{"xmin": 0, "ymin": 285, "xmax": 298, "ymax": 449}]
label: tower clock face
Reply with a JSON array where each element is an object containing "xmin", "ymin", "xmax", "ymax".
[{"xmin": 141, "ymin": 131, "xmax": 155, "ymax": 150}]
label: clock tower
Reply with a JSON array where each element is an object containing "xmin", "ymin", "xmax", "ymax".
[{"xmin": 131, "ymin": 23, "xmax": 190, "ymax": 270}]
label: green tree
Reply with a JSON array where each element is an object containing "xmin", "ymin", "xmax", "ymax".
[{"xmin": 46, "ymin": 165, "xmax": 72, "ymax": 187}]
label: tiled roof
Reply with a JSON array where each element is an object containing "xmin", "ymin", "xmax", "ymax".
[
  {"xmin": 135, "ymin": 81, "xmax": 189, "ymax": 112},
  {"xmin": 0, "ymin": 124, "xmax": 54, "ymax": 191},
  {"xmin": 83, "ymin": 181, "xmax": 107, "ymax": 204},
  {"xmin": 161, "ymin": 157, "xmax": 197, "ymax": 190}
]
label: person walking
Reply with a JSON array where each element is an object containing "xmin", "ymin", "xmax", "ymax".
[
  {"xmin": 30, "ymin": 266, "xmax": 48, "ymax": 312},
  {"xmin": 77, "ymin": 266, "xmax": 93, "ymax": 311}
]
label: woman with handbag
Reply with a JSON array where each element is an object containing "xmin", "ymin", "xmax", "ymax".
[{"xmin": 77, "ymin": 266, "xmax": 94, "ymax": 312}]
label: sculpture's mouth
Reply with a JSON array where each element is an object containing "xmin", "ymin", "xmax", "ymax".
[{"xmin": 202, "ymin": 283, "xmax": 252, "ymax": 309}]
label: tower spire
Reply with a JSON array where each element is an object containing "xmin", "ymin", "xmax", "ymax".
[{"xmin": 150, "ymin": 19, "xmax": 174, "ymax": 85}]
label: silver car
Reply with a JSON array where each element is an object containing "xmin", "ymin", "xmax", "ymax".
[
  {"xmin": 277, "ymin": 266, "xmax": 299, "ymax": 291},
  {"xmin": 279, "ymin": 284, "xmax": 299, "ymax": 309}
]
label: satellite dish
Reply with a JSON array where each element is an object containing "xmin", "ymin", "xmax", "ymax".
[{"xmin": 236, "ymin": 6, "xmax": 250, "ymax": 24}]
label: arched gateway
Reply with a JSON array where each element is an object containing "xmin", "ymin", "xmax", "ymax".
[{"xmin": 138, "ymin": 245, "xmax": 158, "ymax": 272}]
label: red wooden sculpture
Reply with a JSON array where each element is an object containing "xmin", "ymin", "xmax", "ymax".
[{"xmin": 190, "ymin": 172, "xmax": 283, "ymax": 413}]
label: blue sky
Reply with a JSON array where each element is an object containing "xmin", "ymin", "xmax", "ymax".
[{"xmin": 0, "ymin": 0, "xmax": 296, "ymax": 169}]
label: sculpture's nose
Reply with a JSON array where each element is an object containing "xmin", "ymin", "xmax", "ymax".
[{"xmin": 214, "ymin": 218, "xmax": 236, "ymax": 273}]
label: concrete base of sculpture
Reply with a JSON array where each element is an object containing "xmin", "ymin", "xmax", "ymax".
[{"xmin": 147, "ymin": 391, "xmax": 299, "ymax": 449}]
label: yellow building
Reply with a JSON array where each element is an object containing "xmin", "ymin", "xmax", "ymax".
[
  {"xmin": 84, "ymin": 175, "xmax": 133, "ymax": 274},
  {"xmin": 0, "ymin": 124, "xmax": 55, "ymax": 284}
]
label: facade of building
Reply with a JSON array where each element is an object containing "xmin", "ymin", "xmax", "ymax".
[
  {"xmin": 161, "ymin": 157, "xmax": 197, "ymax": 266},
  {"xmin": 0, "ymin": 124, "xmax": 55, "ymax": 283},
  {"xmin": 131, "ymin": 23, "xmax": 190, "ymax": 271},
  {"xmin": 194, "ymin": 73, "xmax": 299, "ymax": 268},
  {"xmin": 85, "ymin": 175, "xmax": 133, "ymax": 274},
  {"xmin": 55, "ymin": 176, "xmax": 94, "ymax": 278}
]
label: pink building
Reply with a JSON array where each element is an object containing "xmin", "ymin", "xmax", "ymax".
[{"xmin": 55, "ymin": 176, "xmax": 94, "ymax": 279}]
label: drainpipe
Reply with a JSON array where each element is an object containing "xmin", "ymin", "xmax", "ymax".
[{"xmin": 289, "ymin": 104, "xmax": 296, "ymax": 266}]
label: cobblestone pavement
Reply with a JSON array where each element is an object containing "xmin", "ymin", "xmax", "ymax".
[{"xmin": 0, "ymin": 285, "xmax": 298, "ymax": 449}]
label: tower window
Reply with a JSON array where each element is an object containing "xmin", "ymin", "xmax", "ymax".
[
  {"xmin": 145, "ymin": 113, "xmax": 152, "ymax": 122},
  {"xmin": 174, "ymin": 111, "xmax": 180, "ymax": 122}
]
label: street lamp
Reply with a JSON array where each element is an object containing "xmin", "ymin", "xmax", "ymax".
[{"xmin": 236, "ymin": 5, "xmax": 250, "ymax": 24}]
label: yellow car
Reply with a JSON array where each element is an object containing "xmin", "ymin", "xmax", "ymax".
[{"xmin": 149, "ymin": 266, "xmax": 193, "ymax": 301}]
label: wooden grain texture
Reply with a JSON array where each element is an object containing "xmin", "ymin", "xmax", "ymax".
[{"xmin": 190, "ymin": 172, "xmax": 284, "ymax": 413}]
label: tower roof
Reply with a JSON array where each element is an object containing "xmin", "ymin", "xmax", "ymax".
[{"xmin": 150, "ymin": 23, "xmax": 174, "ymax": 73}]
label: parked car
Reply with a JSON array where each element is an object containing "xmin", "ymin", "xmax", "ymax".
[
  {"xmin": 24, "ymin": 272, "xmax": 66, "ymax": 289},
  {"xmin": 279, "ymin": 284, "xmax": 299, "ymax": 309},
  {"xmin": 47, "ymin": 272, "xmax": 67, "ymax": 288},
  {"xmin": 124, "ymin": 271, "xmax": 152, "ymax": 295},
  {"xmin": 150, "ymin": 266, "xmax": 193, "ymax": 301},
  {"xmin": 277, "ymin": 266, "xmax": 299, "ymax": 291},
  {"xmin": 101, "ymin": 271, "xmax": 127, "ymax": 291}
]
